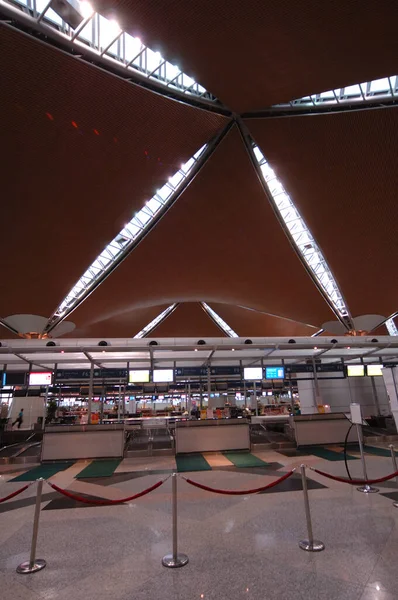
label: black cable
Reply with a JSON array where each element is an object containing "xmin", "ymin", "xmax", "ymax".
[{"xmin": 344, "ymin": 423, "xmax": 354, "ymax": 480}]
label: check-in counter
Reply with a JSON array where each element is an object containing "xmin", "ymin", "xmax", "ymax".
[
  {"xmin": 290, "ymin": 413, "xmax": 357, "ymax": 447},
  {"xmin": 175, "ymin": 419, "xmax": 250, "ymax": 454},
  {"xmin": 41, "ymin": 424, "xmax": 125, "ymax": 461}
]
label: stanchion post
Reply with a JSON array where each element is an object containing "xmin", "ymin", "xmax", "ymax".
[
  {"xmin": 17, "ymin": 478, "xmax": 46, "ymax": 574},
  {"xmin": 299, "ymin": 465, "xmax": 324, "ymax": 552},
  {"xmin": 356, "ymin": 424, "xmax": 379, "ymax": 493},
  {"xmin": 388, "ymin": 445, "xmax": 398, "ymax": 508},
  {"xmin": 162, "ymin": 473, "xmax": 188, "ymax": 568}
]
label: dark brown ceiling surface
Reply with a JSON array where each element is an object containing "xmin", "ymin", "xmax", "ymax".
[
  {"xmin": 93, "ymin": 0, "xmax": 398, "ymax": 112},
  {"xmin": 68, "ymin": 126, "xmax": 334, "ymax": 333},
  {"xmin": 150, "ymin": 303, "xmax": 225, "ymax": 337},
  {"xmin": 247, "ymin": 109, "xmax": 398, "ymax": 317},
  {"xmin": 210, "ymin": 304, "xmax": 317, "ymax": 337},
  {"xmin": 64, "ymin": 304, "xmax": 169, "ymax": 338},
  {"xmin": 0, "ymin": 25, "xmax": 227, "ymax": 319}
]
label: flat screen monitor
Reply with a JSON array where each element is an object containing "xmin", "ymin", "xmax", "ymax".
[
  {"xmin": 129, "ymin": 369, "xmax": 150, "ymax": 383},
  {"xmin": 367, "ymin": 364, "xmax": 383, "ymax": 377},
  {"xmin": 153, "ymin": 369, "xmax": 174, "ymax": 383},
  {"xmin": 265, "ymin": 367, "xmax": 285, "ymax": 380},
  {"xmin": 243, "ymin": 367, "xmax": 263, "ymax": 381},
  {"xmin": 347, "ymin": 365, "xmax": 364, "ymax": 377},
  {"xmin": 29, "ymin": 372, "xmax": 52, "ymax": 386}
]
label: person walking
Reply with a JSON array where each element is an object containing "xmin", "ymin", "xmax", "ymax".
[{"xmin": 12, "ymin": 408, "xmax": 24, "ymax": 429}]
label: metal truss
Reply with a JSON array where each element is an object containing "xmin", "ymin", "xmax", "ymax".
[
  {"xmin": 45, "ymin": 121, "xmax": 234, "ymax": 334},
  {"xmin": 49, "ymin": 147, "xmax": 206, "ymax": 324},
  {"xmin": 275, "ymin": 77, "xmax": 398, "ymax": 109},
  {"xmin": 201, "ymin": 303, "xmax": 239, "ymax": 338},
  {"xmin": 238, "ymin": 123, "xmax": 351, "ymax": 325},
  {"xmin": 386, "ymin": 318, "xmax": 398, "ymax": 336},
  {"xmin": 1, "ymin": 0, "xmax": 216, "ymax": 103},
  {"xmin": 134, "ymin": 304, "xmax": 178, "ymax": 338}
]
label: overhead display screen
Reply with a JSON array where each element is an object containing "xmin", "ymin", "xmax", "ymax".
[
  {"xmin": 347, "ymin": 365, "xmax": 364, "ymax": 377},
  {"xmin": 129, "ymin": 370, "xmax": 150, "ymax": 383},
  {"xmin": 243, "ymin": 367, "xmax": 263, "ymax": 381},
  {"xmin": 367, "ymin": 364, "xmax": 383, "ymax": 377},
  {"xmin": 153, "ymin": 369, "xmax": 174, "ymax": 383},
  {"xmin": 265, "ymin": 367, "xmax": 285, "ymax": 380},
  {"xmin": 29, "ymin": 372, "xmax": 52, "ymax": 386}
]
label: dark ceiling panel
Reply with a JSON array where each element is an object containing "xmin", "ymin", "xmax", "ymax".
[
  {"xmin": 67, "ymin": 126, "xmax": 334, "ymax": 332},
  {"xmin": 210, "ymin": 304, "xmax": 317, "ymax": 337},
  {"xmin": 0, "ymin": 25, "xmax": 227, "ymax": 319},
  {"xmin": 64, "ymin": 304, "xmax": 170, "ymax": 338},
  {"xmin": 93, "ymin": 0, "xmax": 398, "ymax": 112},
  {"xmin": 150, "ymin": 303, "xmax": 225, "ymax": 337},
  {"xmin": 247, "ymin": 108, "xmax": 398, "ymax": 318}
]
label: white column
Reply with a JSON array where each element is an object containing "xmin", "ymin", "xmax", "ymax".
[
  {"xmin": 297, "ymin": 379, "xmax": 317, "ymax": 414},
  {"xmin": 382, "ymin": 367, "xmax": 398, "ymax": 431}
]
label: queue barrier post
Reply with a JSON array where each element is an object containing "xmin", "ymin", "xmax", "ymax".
[
  {"xmin": 356, "ymin": 423, "xmax": 378, "ymax": 494},
  {"xmin": 162, "ymin": 473, "xmax": 189, "ymax": 568},
  {"xmin": 299, "ymin": 465, "xmax": 324, "ymax": 553},
  {"xmin": 17, "ymin": 478, "xmax": 46, "ymax": 574},
  {"xmin": 388, "ymin": 445, "xmax": 398, "ymax": 508}
]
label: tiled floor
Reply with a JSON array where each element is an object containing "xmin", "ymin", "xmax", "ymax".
[{"xmin": 1, "ymin": 450, "xmax": 398, "ymax": 599}]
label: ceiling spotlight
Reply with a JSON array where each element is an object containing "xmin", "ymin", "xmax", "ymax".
[
  {"xmin": 314, "ymin": 346, "xmax": 318, "ymax": 350},
  {"xmin": 194, "ymin": 348, "xmax": 198, "ymax": 352},
  {"xmin": 346, "ymin": 346, "xmax": 351, "ymax": 350},
  {"xmin": 231, "ymin": 348, "xmax": 235, "ymax": 351}
]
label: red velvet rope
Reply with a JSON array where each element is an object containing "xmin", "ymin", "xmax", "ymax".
[
  {"xmin": 182, "ymin": 469, "xmax": 295, "ymax": 495},
  {"xmin": 0, "ymin": 484, "xmax": 31, "ymax": 503},
  {"xmin": 46, "ymin": 478, "xmax": 167, "ymax": 505},
  {"xmin": 311, "ymin": 467, "xmax": 398, "ymax": 486}
]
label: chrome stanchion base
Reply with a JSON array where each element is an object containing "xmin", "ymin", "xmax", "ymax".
[
  {"xmin": 16, "ymin": 559, "xmax": 46, "ymax": 574},
  {"xmin": 357, "ymin": 485, "xmax": 379, "ymax": 494},
  {"xmin": 162, "ymin": 553, "xmax": 189, "ymax": 568},
  {"xmin": 299, "ymin": 540, "xmax": 325, "ymax": 552}
]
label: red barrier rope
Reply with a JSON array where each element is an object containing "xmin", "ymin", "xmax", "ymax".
[
  {"xmin": 181, "ymin": 469, "xmax": 295, "ymax": 496},
  {"xmin": 310, "ymin": 466, "xmax": 398, "ymax": 486},
  {"xmin": 0, "ymin": 483, "xmax": 31, "ymax": 504},
  {"xmin": 46, "ymin": 477, "xmax": 168, "ymax": 505}
]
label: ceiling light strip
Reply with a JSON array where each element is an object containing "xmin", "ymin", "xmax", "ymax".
[
  {"xmin": 134, "ymin": 304, "xmax": 178, "ymax": 338},
  {"xmin": 251, "ymin": 143, "xmax": 349, "ymax": 320},
  {"xmin": 201, "ymin": 303, "xmax": 239, "ymax": 338},
  {"xmin": 2, "ymin": 0, "xmax": 215, "ymax": 101},
  {"xmin": 49, "ymin": 145, "xmax": 208, "ymax": 323},
  {"xmin": 274, "ymin": 76, "xmax": 398, "ymax": 108}
]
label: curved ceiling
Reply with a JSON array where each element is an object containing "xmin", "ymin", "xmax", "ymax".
[
  {"xmin": 247, "ymin": 108, "xmax": 398, "ymax": 318},
  {"xmin": 2, "ymin": 3, "xmax": 398, "ymax": 341},
  {"xmin": 0, "ymin": 25, "xmax": 226, "ymax": 318},
  {"xmin": 93, "ymin": 0, "xmax": 398, "ymax": 111},
  {"xmin": 64, "ymin": 126, "xmax": 335, "ymax": 331}
]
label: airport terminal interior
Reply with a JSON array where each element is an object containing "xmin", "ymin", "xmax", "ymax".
[{"xmin": 1, "ymin": 1, "xmax": 398, "ymax": 598}]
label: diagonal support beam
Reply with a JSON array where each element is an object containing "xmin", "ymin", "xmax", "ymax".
[
  {"xmin": 236, "ymin": 117, "xmax": 353, "ymax": 331},
  {"xmin": 44, "ymin": 121, "xmax": 234, "ymax": 335}
]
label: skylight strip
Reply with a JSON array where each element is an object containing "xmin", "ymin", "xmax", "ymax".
[
  {"xmin": 4, "ymin": 0, "xmax": 215, "ymax": 101},
  {"xmin": 201, "ymin": 303, "xmax": 239, "ymax": 338},
  {"xmin": 252, "ymin": 144, "xmax": 349, "ymax": 318},
  {"xmin": 134, "ymin": 304, "xmax": 177, "ymax": 338},
  {"xmin": 274, "ymin": 76, "xmax": 398, "ymax": 108},
  {"xmin": 386, "ymin": 318, "xmax": 398, "ymax": 336},
  {"xmin": 52, "ymin": 145, "xmax": 207, "ymax": 319}
]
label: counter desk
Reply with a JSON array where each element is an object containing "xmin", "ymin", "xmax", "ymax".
[
  {"xmin": 175, "ymin": 419, "xmax": 250, "ymax": 454},
  {"xmin": 42, "ymin": 424, "xmax": 125, "ymax": 461},
  {"xmin": 291, "ymin": 413, "xmax": 357, "ymax": 447}
]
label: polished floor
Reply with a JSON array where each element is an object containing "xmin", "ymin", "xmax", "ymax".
[{"xmin": 1, "ymin": 448, "xmax": 398, "ymax": 599}]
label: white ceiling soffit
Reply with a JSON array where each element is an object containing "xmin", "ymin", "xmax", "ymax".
[
  {"xmin": 352, "ymin": 315, "xmax": 386, "ymax": 332},
  {"xmin": 3, "ymin": 314, "xmax": 48, "ymax": 334},
  {"xmin": 49, "ymin": 321, "xmax": 76, "ymax": 338},
  {"xmin": 321, "ymin": 321, "xmax": 347, "ymax": 335}
]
